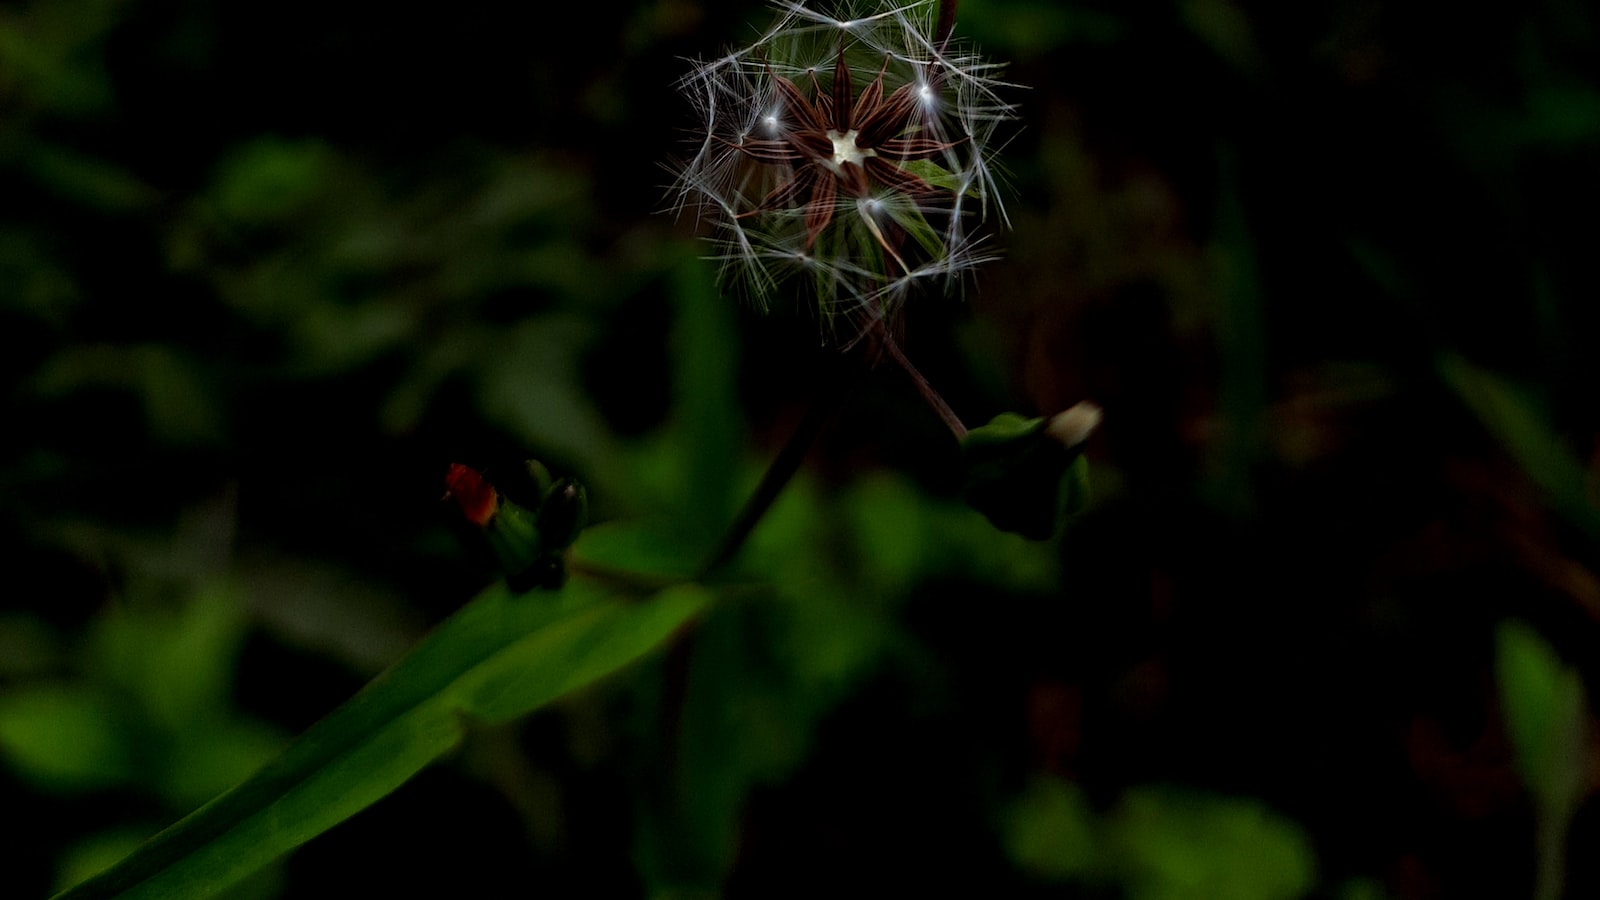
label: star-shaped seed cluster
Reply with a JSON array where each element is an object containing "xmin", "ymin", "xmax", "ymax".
[{"xmin": 671, "ymin": 0, "xmax": 1016, "ymax": 333}]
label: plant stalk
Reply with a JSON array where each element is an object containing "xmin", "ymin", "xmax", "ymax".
[{"xmin": 693, "ymin": 356, "xmax": 857, "ymax": 579}]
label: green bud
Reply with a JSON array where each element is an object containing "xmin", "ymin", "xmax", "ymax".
[
  {"xmin": 446, "ymin": 461, "xmax": 586, "ymax": 592},
  {"xmin": 524, "ymin": 458, "xmax": 554, "ymax": 501},
  {"xmin": 486, "ymin": 497, "xmax": 543, "ymax": 577},
  {"xmin": 536, "ymin": 477, "xmax": 588, "ymax": 551},
  {"xmin": 961, "ymin": 403, "xmax": 1101, "ymax": 540}
]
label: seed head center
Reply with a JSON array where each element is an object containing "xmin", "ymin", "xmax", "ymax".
[{"xmin": 826, "ymin": 128, "xmax": 874, "ymax": 170}]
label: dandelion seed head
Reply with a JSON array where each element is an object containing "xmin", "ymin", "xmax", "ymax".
[{"xmin": 668, "ymin": 0, "xmax": 1018, "ymax": 333}]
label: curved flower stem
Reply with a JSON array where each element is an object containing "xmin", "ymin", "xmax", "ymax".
[
  {"xmin": 693, "ymin": 356, "xmax": 858, "ymax": 579},
  {"xmin": 691, "ymin": 300, "xmax": 968, "ymax": 579},
  {"xmin": 853, "ymin": 307, "xmax": 967, "ymax": 440},
  {"xmin": 873, "ymin": 320, "xmax": 968, "ymax": 441},
  {"xmin": 659, "ymin": 354, "xmax": 849, "ymax": 770}
]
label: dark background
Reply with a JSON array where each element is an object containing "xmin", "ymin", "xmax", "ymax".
[{"xmin": 3, "ymin": 0, "xmax": 1599, "ymax": 896}]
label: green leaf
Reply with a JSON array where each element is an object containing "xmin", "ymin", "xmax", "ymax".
[
  {"xmin": 1109, "ymin": 788, "xmax": 1316, "ymax": 900},
  {"xmin": 209, "ymin": 137, "xmax": 331, "ymax": 224},
  {"xmin": 638, "ymin": 482, "xmax": 889, "ymax": 892},
  {"xmin": 1003, "ymin": 777, "xmax": 1102, "ymax": 880},
  {"xmin": 0, "ymin": 685, "xmax": 133, "ymax": 790},
  {"xmin": 91, "ymin": 584, "xmax": 247, "ymax": 730},
  {"xmin": 52, "ymin": 572, "xmax": 711, "ymax": 900},
  {"xmin": 668, "ymin": 251, "xmax": 744, "ymax": 543},
  {"xmin": 30, "ymin": 344, "xmax": 224, "ymax": 446},
  {"xmin": 1205, "ymin": 157, "xmax": 1267, "ymax": 516},
  {"xmin": 54, "ymin": 832, "xmax": 160, "ymax": 899},
  {"xmin": 18, "ymin": 140, "xmax": 160, "ymax": 212},
  {"xmin": 1438, "ymin": 353, "xmax": 1600, "ymax": 542},
  {"xmin": 898, "ymin": 159, "xmax": 984, "ymax": 199},
  {"xmin": 1495, "ymin": 620, "xmax": 1586, "ymax": 815},
  {"xmin": 1002, "ymin": 780, "xmax": 1316, "ymax": 898},
  {"xmin": 961, "ymin": 406, "xmax": 1099, "ymax": 539}
]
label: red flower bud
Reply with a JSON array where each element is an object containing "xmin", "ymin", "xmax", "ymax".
[{"xmin": 444, "ymin": 463, "xmax": 498, "ymax": 528}]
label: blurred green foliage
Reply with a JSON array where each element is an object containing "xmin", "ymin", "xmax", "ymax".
[
  {"xmin": 1496, "ymin": 621, "xmax": 1588, "ymax": 900},
  {"xmin": 1005, "ymin": 777, "xmax": 1316, "ymax": 898},
  {"xmin": 3, "ymin": 0, "xmax": 1600, "ymax": 897},
  {"xmin": 0, "ymin": 584, "xmax": 281, "ymax": 803}
]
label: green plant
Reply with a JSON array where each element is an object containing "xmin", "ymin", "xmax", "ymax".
[{"xmin": 39, "ymin": 3, "xmax": 1108, "ymax": 897}]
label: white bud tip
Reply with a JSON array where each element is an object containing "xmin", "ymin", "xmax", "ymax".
[{"xmin": 1045, "ymin": 401, "xmax": 1102, "ymax": 448}]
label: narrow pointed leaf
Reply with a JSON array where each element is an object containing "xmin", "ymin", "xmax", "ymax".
[{"xmin": 53, "ymin": 568, "xmax": 710, "ymax": 900}]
